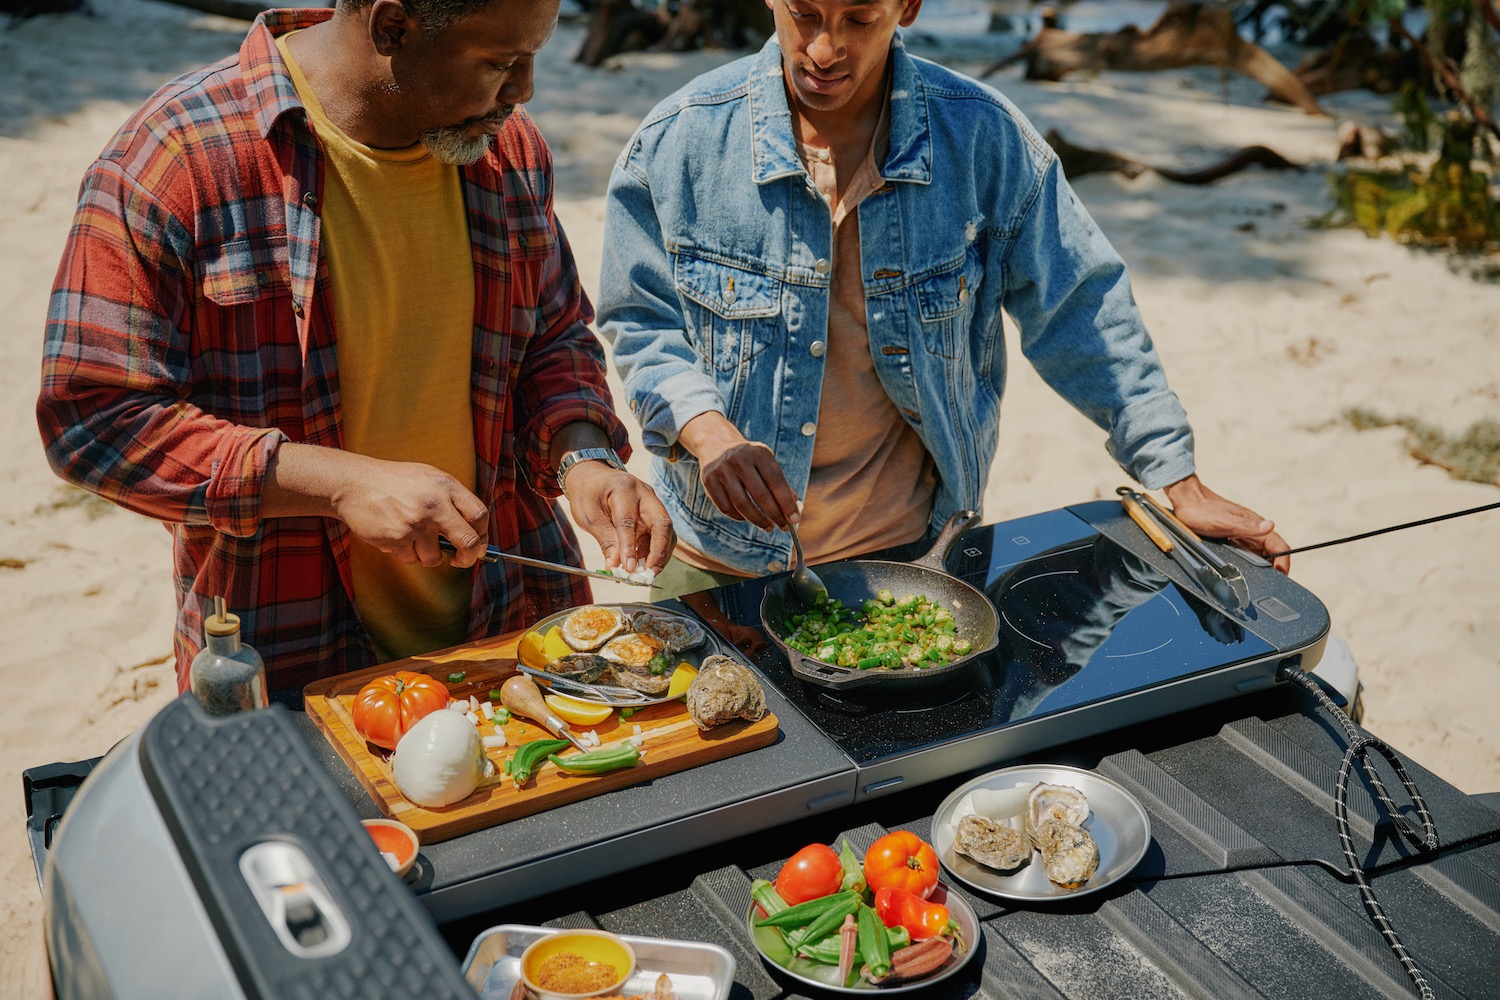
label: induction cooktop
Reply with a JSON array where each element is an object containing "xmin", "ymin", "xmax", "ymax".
[{"xmin": 690, "ymin": 501, "xmax": 1330, "ymax": 799}]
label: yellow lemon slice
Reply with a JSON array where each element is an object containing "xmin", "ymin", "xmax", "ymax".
[
  {"xmin": 543, "ymin": 693, "xmax": 614, "ymax": 727},
  {"xmin": 541, "ymin": 626, "xmax": 574, "ymax": 662},
  {"xmin": 666, "ymin": 662, "xmax": 698, "ymax": 700},
  {"xmin": 517, "ymin": 631, "xmax": 549, "ymax": 670}
]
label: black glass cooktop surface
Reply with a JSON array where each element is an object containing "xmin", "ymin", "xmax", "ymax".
[{"xmin": 687, "ymin": 508, "xmax": 1275, "ymax": 766}]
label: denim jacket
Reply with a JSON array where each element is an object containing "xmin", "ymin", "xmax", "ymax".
[{"xmin": 598, "ymin": 34, "xmax": 1195, "ymax": 576}]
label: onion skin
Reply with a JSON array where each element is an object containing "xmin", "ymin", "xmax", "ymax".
[{"xmin": 391, "ymin": 710, "xmax": 487, "ymax": 807}]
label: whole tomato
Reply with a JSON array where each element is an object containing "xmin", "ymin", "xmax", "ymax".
[
  {"xmin": 863, "ymin": 831, "xmax": 940, "ymax": 899},
  {"xmin": 350, "ymin": 671, "xmax": 450, "ymax": 751},
  {"xmin": 774, "ymin": 843, "xmax": 844, "ymax": 904}
]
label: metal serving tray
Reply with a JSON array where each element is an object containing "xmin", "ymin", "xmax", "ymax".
[{"xmin": 462, "ymin": 924, "xmax": 736, "ymax": 1000}]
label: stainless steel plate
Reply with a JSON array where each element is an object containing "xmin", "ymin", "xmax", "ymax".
[
  {"xmin": 745, "ymin": 881, "xmax": 981, "ymax": 993},
  {"xmin": 525, "ymin": 603, "xmax": 721, "ymax": 707},
  {"xmin": 462, "ymin": 923, "xmax": 735, "ymax": 1000},
  {"xmin": 932, "ymin": 764, "xmax": 1151, "ymax": 901}
]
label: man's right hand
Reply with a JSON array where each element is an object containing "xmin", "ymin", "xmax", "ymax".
[
  {"xmin": 678, "ymin": 412, "xmax": 801, "ymax": 531},
  {"xmin": 263, "ymin": 443, "xmax": 490, "ymax": 568}
]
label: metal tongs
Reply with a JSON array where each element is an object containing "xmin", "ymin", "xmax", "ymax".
[
  {"xmin": 513, "ymin": 664, "xmax": 655, "ymax": 706},
  {"xmin": 1117, "ymin": 487, "xmax": 1251, "ymax": 612}
]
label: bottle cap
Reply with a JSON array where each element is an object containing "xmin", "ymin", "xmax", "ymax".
[{"xmin": 204, "ymin": 595, "xmax": 241, "ymax": 637}]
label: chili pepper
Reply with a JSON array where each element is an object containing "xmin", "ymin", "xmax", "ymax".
[
  {"xmin": 546, "ymin": 741, "xmax": 640, "ymax": 774},
  {"xmin": 756, "ymin": 889, "xmax": 859, "ymax": 930},
  {"xmin": 785, "ymin": 892, "xmax": 862, "ymax": 951},
  {"xmin": 856, "ymin": 902, "xmax": 891, "ymax": 981},
  {"xmin": 446, "ymin": 670, "xmax": 467, "ymax": 684},
  {"xmin": 873, "ymin": 886, "xmax": 955, "ymax": 941},
  {"xmin": 509, "ymin": 738, "xmax": 570, "ymax": 784}
]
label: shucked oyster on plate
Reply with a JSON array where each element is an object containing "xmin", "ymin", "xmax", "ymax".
[
  {"xmin": 630, "ymin": 611, "xmax": 706, "ymax": 654},
  {"xmin": 954, "ymin": 814, "xmax": 1032, "ymax": 872},
  {"xmin": 537, "ymin": 652, "xmax": 613, "ymax": 684},
  {"xmin": 1025, "ymin": 782, "xmax": 1090, "ymax": 843},
  {"xmin": 685, "ymin": 654, "xmax": 767, "ymax": 730},
  {"xmin": 561, "ymin": 605, "xmax": 626, "ymax": 651},
  {"xmin": 1033, "ymin": 818, "xmax": 1100, "ymax": 889},
  {"xmin": 598, "ymin": 632, "xmax": 667, "ymax": 668}
]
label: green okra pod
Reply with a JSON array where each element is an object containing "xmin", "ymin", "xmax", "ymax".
[
  {"xmin": 547, "ymin": 740, "xmax": 641, "ymax": 774},
  {"xmin": 509, "ymin": 738, "xmax": 571, "ymax": 784},
  {"xmin": 755, "ymin": 889, "xmax": 860, "ymax": 930},
  {"xmin": 785, "ymin": 893, "xmax": 862, "ymax": 950},
  {"xmin": 857, "ymin": 902, "xmax": 892, "ymax": 980}
]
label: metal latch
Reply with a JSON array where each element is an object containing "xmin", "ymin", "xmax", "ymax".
[{"xmin": 239, "ymin": 841, "xmax": 352, "ymax": 959}]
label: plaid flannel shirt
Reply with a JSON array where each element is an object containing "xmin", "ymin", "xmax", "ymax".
[{"xmin": 37, "ymin": 9, "xmax": 629, "ymax": 693}]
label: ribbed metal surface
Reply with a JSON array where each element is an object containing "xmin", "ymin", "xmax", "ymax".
[{"xmin": 446, "ymin": 685, "xmax": 1500, "ymax": 999}]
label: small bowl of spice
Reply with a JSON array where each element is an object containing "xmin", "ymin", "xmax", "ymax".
[{"xmin": 520, "ymin": 929, "xmax": 635, "ymax": 1000}]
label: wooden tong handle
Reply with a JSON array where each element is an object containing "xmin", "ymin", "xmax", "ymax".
[
  {"xmin": 1121, "ymin": 494, "xmax": 1175, "ymax": 553},
  {"xmin": 1138, "ymin": 491, "xmax": 1204, "ymax": 543}
]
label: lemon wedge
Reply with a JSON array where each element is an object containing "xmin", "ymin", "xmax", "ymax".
[
  {"xmin": 517, "ymin": 631, "xmax": 549, "ymax": 670},
  {"xmin": 666, "ymin": 662, "xmax": 698, "ymax": 700},
  {"xmin": 541, "ymin": 626, "xmax": 574, "ymax": 662},
  {"xmin": 544, "ymin": 693, "xmax": 614, "ymax": 727}
]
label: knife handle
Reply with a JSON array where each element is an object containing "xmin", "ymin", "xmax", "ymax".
[{"xmin": 1121, "ymin": 494, "xmax": 1175, "ymax": 553}]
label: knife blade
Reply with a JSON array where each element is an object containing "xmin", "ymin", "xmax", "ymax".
[{"xmin": 435, "ymin": 538, "xmax": 654, "ymax": 587}]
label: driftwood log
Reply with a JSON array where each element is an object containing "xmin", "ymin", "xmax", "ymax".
[
  {"xmin": 577, "ymin": 0, "xmax": 771, "ymax": 67},
  {"xmin": 1045, "ymin": 129, "xmax": 1302, "ymax": 184},
  {"xmin": 988, "ymin": 3, "xmax": 1327, "ymax": 116}
]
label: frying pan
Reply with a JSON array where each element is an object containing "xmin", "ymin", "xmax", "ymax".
[{"xmin": 760, "ymin": 510, "xmax": 1000, "ymax": 691}]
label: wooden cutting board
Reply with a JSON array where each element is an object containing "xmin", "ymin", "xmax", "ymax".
[{"xmin": 303, "ymin": 630, "xmax": 779, "ymax": 844}]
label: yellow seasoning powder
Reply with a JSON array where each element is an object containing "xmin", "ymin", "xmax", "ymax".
[{"xmin": 535, "ymin": 952, "xmax": 618, "ymax": 994}]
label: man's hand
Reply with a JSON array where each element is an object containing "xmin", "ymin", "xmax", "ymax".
[
  {"xmin": 263, "ymin": 444, "xmax": 490, "ymax": 568},
  {"xmin": 679, "ymin": 412, "xmax": 801, "ymax": 531},
  {"xmin": 562, "ymin": 462, "xmax": 676, "ymax": 573},
  {"xmin": 1161, "ymin": 474, "xmax": 1290, "ymax": 574}
]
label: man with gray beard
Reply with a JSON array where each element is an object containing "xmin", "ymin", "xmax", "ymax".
[{"xmin": 37, "ymin": 0, "xmax": 675, "ymax": 693}]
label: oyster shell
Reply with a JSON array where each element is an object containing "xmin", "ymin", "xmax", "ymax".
[
  {"xmin": 1033, "ymin": 818, "xmax": 1099, "ymax": 889},
  {"xmin": 685, "ymin": 654, "xmax": 767, "ymax": 730},
  {"xmin": 608, "ymin": 661, "xmax": 672, "ymax": 697},
  {"xmin": 599, "ymin": 632, "xmax": 667, "ymax": 668},
  {"xmin": 1026, "ymin": 782, "xmax": 1090, "ymax": 842},
  {"xmin": 630, "ymin": 611, "xmax": 706, "ymax": 654},
  {"xmin": 560, "ymin": 605, "xmax": 625, "ymax": 651},
  {"xmin": 954, "ymin": 814, "xmax": 1031, "ymax": 871},
  {"xmin": 538, "ymin": 653, "xmax": 613, "ymax": 684}
]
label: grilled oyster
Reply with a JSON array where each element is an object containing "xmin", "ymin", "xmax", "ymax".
[
  {"xmin": 538, "ymin": 653, "xmax": 613, "ymax": 684},
  {"xmin": 560, "ymin": 605, "xmax": 625, "ymax": 651},
  {"xmin": 1033, "ymin": 818, "xmax": 1099, "ymax": 889},
  {"xmin": 598, "ymin": 632, "xmax": 667, "ymax": 668},
  {"xmin": 608, "ymin": 661, "xmax": 672, "ymax": 697},
  {"xmin": 1026, "ymin": 782, "xmax": 1090, "ymax": 842},
  {"xmin": 685, "ymin": 654, "xmax": 767, "ymax": 730},
  {"xmin": 954, "ymin": 814, "xmax": 1032, "ymax": 872},
  {"xmin": 630, "ymin": 611, "xmax": 706, "ymax": 654}
]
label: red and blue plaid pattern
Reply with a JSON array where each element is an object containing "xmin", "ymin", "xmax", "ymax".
[{"xmin": 37, "ymin": 9, "xmax": 629, "ymax": 693}]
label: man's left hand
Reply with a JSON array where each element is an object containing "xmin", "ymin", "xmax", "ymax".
[
  {"xmin": 1161, "ymin": 474, "xmax": 1290, "ymax": 574},
  {"xmin": 563, "ymin": 463, "xmax": 677, "ymax": 575}
]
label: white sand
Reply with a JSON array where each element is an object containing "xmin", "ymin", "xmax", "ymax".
[{"xmin": 1, "ymin": 2, "xmax": 1496, "ymax": 991}]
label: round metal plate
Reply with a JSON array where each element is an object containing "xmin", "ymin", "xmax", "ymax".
[
  {"xmin": 745, "ymin": 881, "xmax": 981, "ymax": 993},
  {"xmin": 525, "ymin": 603, "xmax": 721, "ymax": 707},
  {"xmin": 932, "ymin": 764, "xmax": 1151, "ymax": 901}
]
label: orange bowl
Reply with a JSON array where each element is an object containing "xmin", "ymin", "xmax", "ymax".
[{"xmin": 361, "ymin": 818, "xmax": 419, "ymax": 877}]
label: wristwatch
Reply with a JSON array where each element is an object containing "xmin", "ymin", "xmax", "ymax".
[{"xmin": 555, "ymin": 447, "xmax": 625, "ymax": 491}]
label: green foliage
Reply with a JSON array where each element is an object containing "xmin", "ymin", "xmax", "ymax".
[
  {"xmin": 1328, "ymin": 114, "xmax": 1500, "ymax": 249},
  {"xmin": 1344, "ymin": 408, "xmax": 1500, "ymax": 484}
]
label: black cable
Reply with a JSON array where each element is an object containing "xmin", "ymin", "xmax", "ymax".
[
  {"xmin": 1266, "ymin": 501, "xmax": 1500, "ymax": 558},
  {"xmin": 1278, "ymin": 664, "xmax": 1439, "ymax": 999}
]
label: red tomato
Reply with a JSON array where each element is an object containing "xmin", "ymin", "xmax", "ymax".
[
  {"xmin": 863, "ymin": 830, "xmax": 940, "ymax": 899},
  {"xmin": 774, "ymin": 843, "xmax": 844, "ymax": 904},
  {"xmin": 350, "ymin": 671, "xmax": 450, "ymax": 751}
]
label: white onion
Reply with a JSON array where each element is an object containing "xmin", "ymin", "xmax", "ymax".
[{"xmin": 392, "ymin": 709, "xmax": 489, "ymax": 807}]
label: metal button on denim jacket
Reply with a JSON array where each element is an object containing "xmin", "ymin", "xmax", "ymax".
[{"xmin": 599, "ymin": 35, "xmax": 1195, "ymax": 576}]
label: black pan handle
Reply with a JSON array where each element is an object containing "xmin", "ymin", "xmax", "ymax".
[{"xmin": 910, "ymin": 509, "xmax": 982, "ymax": 572}]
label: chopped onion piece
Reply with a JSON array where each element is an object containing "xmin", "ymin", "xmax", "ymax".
[
  {"xmin": 468, "ymin": 695, "xmax": 479, "ymax": 713},
  {"xmin": 480, "ymin": 701, "xmax": 494, "ymax": 720},
  {"xmin": 632, "ymin": 724, "xmax": 643, "ymax": 736},
  {"xmin": 482, "ymin": 733, "xmax": 507, "ymax": 749},
  {"xmin": 465, "ymin": 711, "xmax": 480, "ymax": 725}
]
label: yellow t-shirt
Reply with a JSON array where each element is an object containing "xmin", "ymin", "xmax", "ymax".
[{"xmin": 280, "ymin": 34, "xmax": 477, "ymax": 662}]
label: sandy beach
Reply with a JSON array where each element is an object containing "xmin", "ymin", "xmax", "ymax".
[{"xmin": 1, "ymin": 1, "xmax": 1497, "ymax": 993}]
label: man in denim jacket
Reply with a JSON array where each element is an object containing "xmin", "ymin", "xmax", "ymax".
[{"xmin": 598, "ymin": 0, "xmax": 1288, "ymax": 593}]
